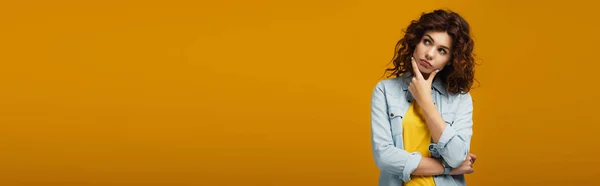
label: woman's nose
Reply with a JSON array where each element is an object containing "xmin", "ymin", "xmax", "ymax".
[{"xmin": 425, "ymin": 47, "xmax": 435, "ymax": 60}]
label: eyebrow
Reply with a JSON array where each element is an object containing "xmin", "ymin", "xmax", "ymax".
[{"xmin": 425, "ymin": 34, "xmax": 451, "ymax": 51}]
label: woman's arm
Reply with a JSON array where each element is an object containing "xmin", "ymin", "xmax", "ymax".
[
  {"xmin": 413, "ymin": 154, "xmax": 476, "ymax": 176},
  {"xmin": 416, "ymin": 98, "xmax": 445, "ymax": 143},
  {"xmin": 406, "ymin": 59, "xmax": 472, "ymax": 168},
  {"xmin": 421, "ymin": 93, "xmax": 474, "ymax": 168},
  {"xmin": 371, "ymin": 81, "xmax": 423, "ymax": 182},
  {"xmin": 411, "ymin": 157, "xmax": 444, "ymax": 175}
]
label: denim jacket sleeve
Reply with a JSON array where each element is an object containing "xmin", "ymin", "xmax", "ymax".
[
  {"xmin": 429, "ymin": 92, "xmax": 474, "ymax": 168},
  {"xmin": 371, "ymin": 81, "xmax": 422, "ymax": 182}
]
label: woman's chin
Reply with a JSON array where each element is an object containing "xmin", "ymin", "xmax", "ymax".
[{"xmin": 419, "ymin": 70, "xmax": 432, "ymax": 75}]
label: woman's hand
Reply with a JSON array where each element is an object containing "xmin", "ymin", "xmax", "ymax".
[
  {"xmin": 408, "ymin": 57, "xmax": 439, "ymax": 104},
  {"xmin": 449, "ymin": 153, "xmax": 476, "ymax": 175}
]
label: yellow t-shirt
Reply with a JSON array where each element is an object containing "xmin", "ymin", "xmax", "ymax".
[{"xmin": 403, "ymin": 101, "xmax": 436, "ymax": 186}]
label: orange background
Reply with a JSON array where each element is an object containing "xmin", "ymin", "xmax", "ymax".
[{"xmin": 1, "ymin": 0, "xmax": 599, "ymax": 185}]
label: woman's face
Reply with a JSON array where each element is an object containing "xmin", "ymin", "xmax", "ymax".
[{"xmin": 412, "ymin": 30, "xmax": 453, "ymax": 75}]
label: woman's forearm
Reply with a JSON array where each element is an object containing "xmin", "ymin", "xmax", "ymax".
[
  {"xmin": 419, "ymin": 99, "xmax": 446, "ymax": 143},
  {"xmin": 411, "ymin": 156, "xmax": 444, "ymax": 176}
]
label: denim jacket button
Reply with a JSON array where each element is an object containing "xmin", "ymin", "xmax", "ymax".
[{"xmin": 390, "ymin": 113, "xmax": 395, "ymax": 117}]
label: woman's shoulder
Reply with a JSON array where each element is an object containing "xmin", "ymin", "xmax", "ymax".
[
  {"xmin": 445, "ymin": 91, "xmax": 472, "ymax": 105},
  {"xmin": 372, "ymin": 77, "xmax": 406, "ymax": 99},
  {"xmin": 373, "ymin": 77, "xmax": 403, "ymax": 90},
  {"xmin": 377, "ymin": 75, "xmax": 407, "ymax": 87}
]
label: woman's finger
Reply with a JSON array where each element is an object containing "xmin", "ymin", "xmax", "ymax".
[{"xmin": 411, "ymin": 57, "xmax": 423, "ymax": 79}]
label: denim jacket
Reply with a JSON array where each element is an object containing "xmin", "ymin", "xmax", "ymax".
[{"xmin": 370, "ymin": 72, "xmax": 474, "ymax": 186}]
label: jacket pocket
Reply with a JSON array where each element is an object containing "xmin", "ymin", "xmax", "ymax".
[{"xmin": 388, "ymin": 106, "xmax": 404, "ymax": 136}]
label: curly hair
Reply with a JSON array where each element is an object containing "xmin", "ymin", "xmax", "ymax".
[{"xmin": 385, "ymin": 9, "xmax": 476, "ymax": 94}]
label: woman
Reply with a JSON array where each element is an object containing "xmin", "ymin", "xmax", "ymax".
[{"xmin": 371, "ymin": 9, "xmax": 477, "ymax": 186}]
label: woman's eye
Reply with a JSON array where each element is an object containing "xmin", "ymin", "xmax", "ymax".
[
  {"xmin": 423, "ymin": 39, "xmax": 430, "ymax": 45},
  {"xmin": 439, "ymin": 49, "xmax": 447, "ymax": 55}
]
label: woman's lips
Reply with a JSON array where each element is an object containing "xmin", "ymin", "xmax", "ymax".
[{"xmin": 419, "ymin": 59, "xmax": 432, "ymax": 68}]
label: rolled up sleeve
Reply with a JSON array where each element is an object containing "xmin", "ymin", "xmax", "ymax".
[
  {"xmin": 371, "ymin": 81, "xmax": 421, "ymax": 182},
  {"xmin": 428, "ymin": 93, "xmax": 474, "ymax": 168}
]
